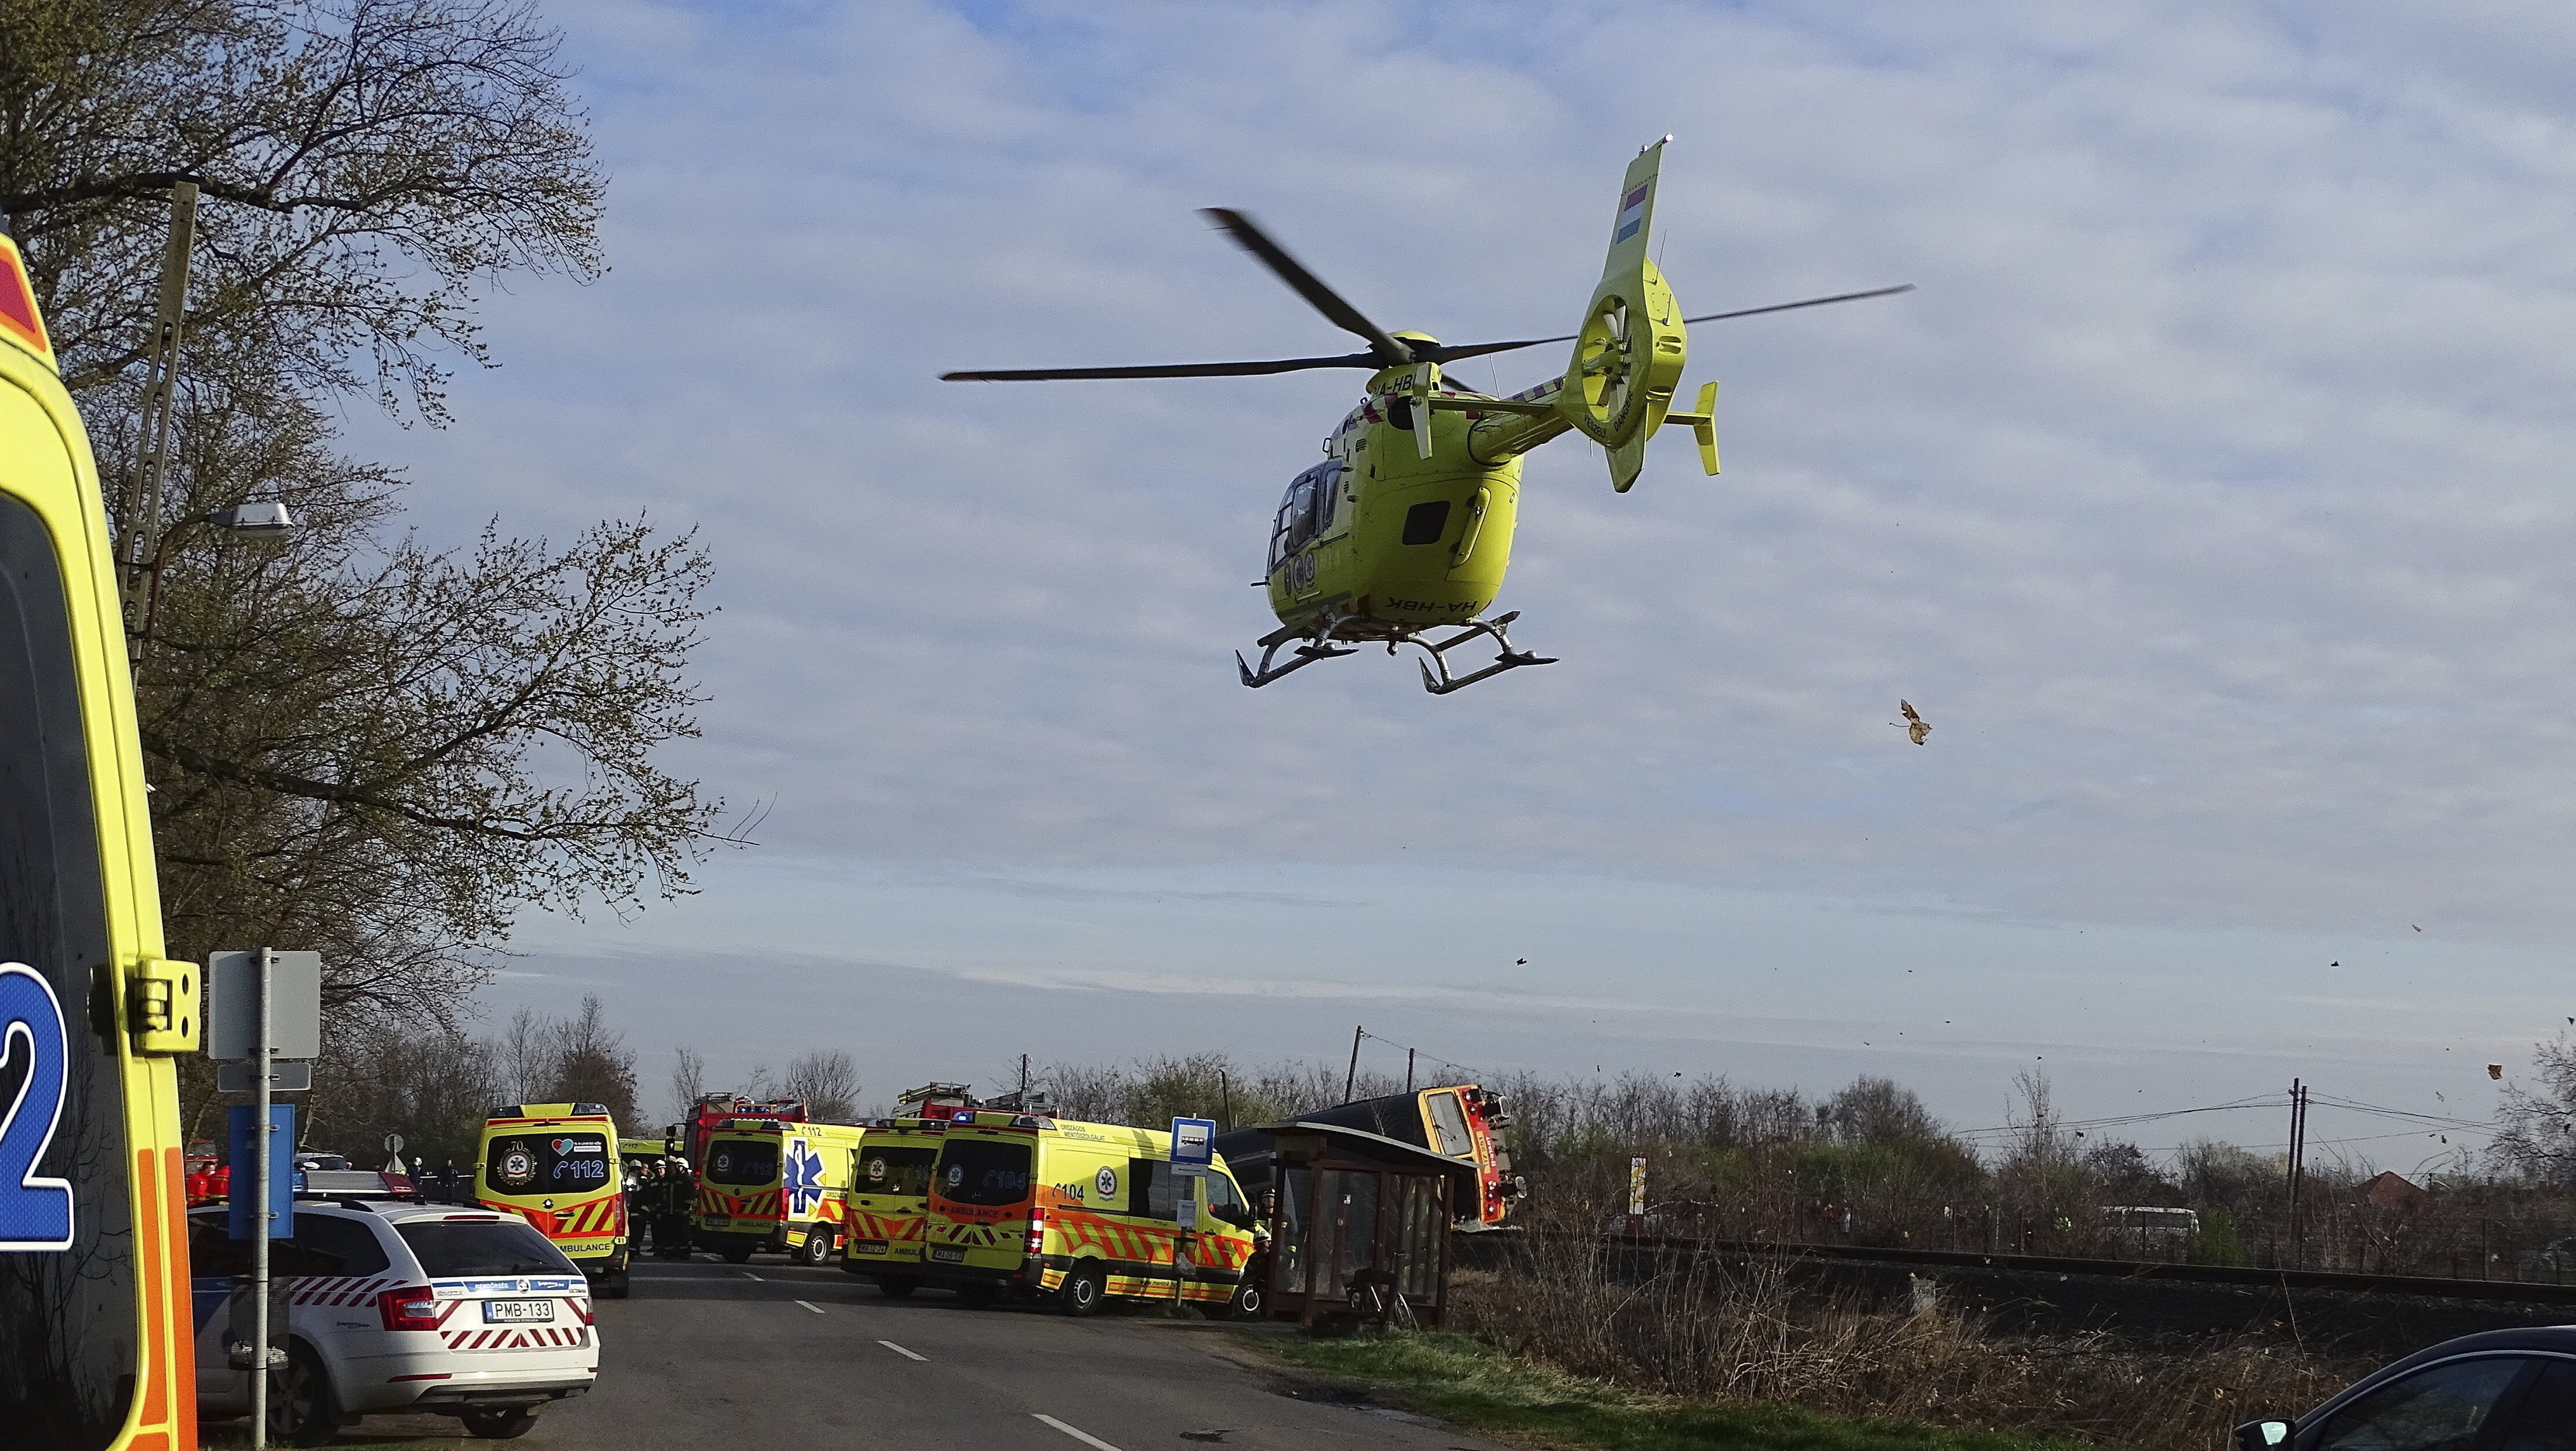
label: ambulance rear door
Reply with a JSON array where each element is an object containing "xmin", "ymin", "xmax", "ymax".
[{"xmin": 849, "ymin": 1129, "xmax": 939, "ymax": 1267}]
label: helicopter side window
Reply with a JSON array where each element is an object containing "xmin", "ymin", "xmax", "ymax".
[
  {"xmin": 1402, "ymin": 499, "xmax": 1451, "ymax": 546},
  {"xmin": 1270, "ymin": 470, "xmax": 1335, "ymax": 571},
  {"xmin": 1309, "ymin": 463, "xmax": 1345, "ymax": 536}
]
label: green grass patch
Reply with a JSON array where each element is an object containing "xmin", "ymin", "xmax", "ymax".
[{"xmin": 1258, "ymin": 1329, "xmax": 2115, "ymax": 1451}]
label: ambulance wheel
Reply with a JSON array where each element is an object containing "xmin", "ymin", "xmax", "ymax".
[
  {"xmin": 461, "ymin": 1408, "xmax": 540, "ymax": 1440},
  {"xmin": 800, "ymin": 1231, "xmax": 835, "ymax": 1265},
  {"xmin": 1227, "ymin": 1276, "xmax": 1265, "ymax": 1321},
  {"xmin": 877, "ymin": 1278, "xmax": 917, "ymax": 1297},
  {"xmin": 1058, "ymin": 1261, "xmax": 1107, "ymax": 1317},
  {"xmin": 599, "ymin": 1266, "xmax": 631, "ymax": 1300},
  {"xmin": 721, "ymin": 1246, "xmax": 753, "ymax": 1264},
  {"xmin": 266, "ymin": 1343, "xmax": 343, "ymax": 1447}
]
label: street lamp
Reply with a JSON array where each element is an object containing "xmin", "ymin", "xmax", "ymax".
[{"xmin": 206, "ymin": 501, "xmax": 294, "ymax": 537}]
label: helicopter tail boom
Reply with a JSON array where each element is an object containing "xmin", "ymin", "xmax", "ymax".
[{"xmin": 1556, "ymin": 139, "xmax": 1688, "ymax": 465}]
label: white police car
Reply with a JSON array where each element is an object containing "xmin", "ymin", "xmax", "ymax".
[{"xmin": 189, "ymin": 1199, "xmax": 597, "ymax": 1443}]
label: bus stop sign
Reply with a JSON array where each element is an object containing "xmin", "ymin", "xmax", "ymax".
[{"xmin": 1170, "ymin": 1117, "xmax": 1215, "ymax": 1174}]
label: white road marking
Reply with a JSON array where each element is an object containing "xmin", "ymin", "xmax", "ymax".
[
  {"xmin": 795, "ymin": 1300, "xmax": 824, "ymax": 1314},
  {"xmin": 878, "ymin": 1339, "xmax": 926, "ymax": 1361},
  {"xmin": 1036, "ymin": 1414, "xmax": 1124, "ymax": 1451},
  {"xmin": 740, "ymin": 1272, "xmax": 762, "ymax": 1281}
]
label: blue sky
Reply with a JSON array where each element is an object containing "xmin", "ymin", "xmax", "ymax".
[{"xmin": 338, "ymin": 0, "xmax": 2576, "ymax": 1163}]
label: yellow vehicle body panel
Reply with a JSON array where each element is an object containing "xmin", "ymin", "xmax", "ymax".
[
  {"xmin": 475, "ymin": 1107, "xmax": 626, "ymax": 1265},
  {"xmin": 842, "ymin": 1120, "xmax": 945, "ymax": 1271},
  {"xmin": 925, "ymin": 1117, "xmax": 1256, "ymax": 1307},
  {"xmin": 0, "ymin": 233, "xmax": 198, "ymax": 1451},
  {"xmin": 695, "ymin": 1121, "xmax": 867, "ymax": 1254}
]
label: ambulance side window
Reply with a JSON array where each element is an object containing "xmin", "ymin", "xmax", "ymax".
[
  {"xmin": 1204, "ymin": 1173, "xmax": 1247, "ymax": 1215},
  {"xmin": 1128, "ymin": 1159, "xmax": 1177, "ymax": 1219}
]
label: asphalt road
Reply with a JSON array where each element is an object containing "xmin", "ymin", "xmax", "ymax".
[{"xmin": 347, "ymin": 1255, "xmax": 1505, "ymax": 1451}]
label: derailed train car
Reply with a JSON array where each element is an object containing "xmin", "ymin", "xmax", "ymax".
[{"xmin": 1214, "ymin": 1083, "xmax": 1523, "ymax": 1231}]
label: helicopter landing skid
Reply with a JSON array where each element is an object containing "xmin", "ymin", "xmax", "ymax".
[
  {"xmin": 1408, "ymin": 610, "xmax": 1558, "ymax": 695},
  {"xmin": 1236, "ymin": 628, "xmax": 1358, "ymax": 688}
]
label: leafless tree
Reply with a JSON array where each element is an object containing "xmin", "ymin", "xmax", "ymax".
[
  {"xmin": 668, "ymin": 1046, "xmax": 706, "ymax": 1125},
  {"xmin": 784, "ymin": 1050, "xmax": 860, "ymax": 1125}
]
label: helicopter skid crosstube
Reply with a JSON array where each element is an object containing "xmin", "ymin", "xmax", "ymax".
[
  {"xmin": 1234, "ymin": 634, "xmax": 1358, "ymax": 688},
  {"xmin": 1234, "ymin": 611, "xmax": 1557, "ymax": 694},
  {"xmin": 1411, "ymin": 611, "xmax": 1558, "ymax": 694}
]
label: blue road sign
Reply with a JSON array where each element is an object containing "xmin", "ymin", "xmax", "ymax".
[
  {"xmin": 1170, "ymin": 1116, "xmax": 1215, "ymax": 1170},
  {"xmin": 227, "ymin": 1103, "xmax": 296, "ymax": 1240}
]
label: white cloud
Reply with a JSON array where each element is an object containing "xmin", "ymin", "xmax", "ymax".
[{"xmin": 333, "ymin": 0, "xmax": 2576, "ymax": 1148}]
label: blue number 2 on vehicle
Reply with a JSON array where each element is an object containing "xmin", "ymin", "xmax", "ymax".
[{"xmin": 0, "ymin": 962, "xmax": 72, "ymax": 1251}]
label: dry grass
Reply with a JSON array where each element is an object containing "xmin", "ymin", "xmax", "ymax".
[{"xmin": 1448, "ymin": 1239, "xmax": 2367, "ymax": 1450}]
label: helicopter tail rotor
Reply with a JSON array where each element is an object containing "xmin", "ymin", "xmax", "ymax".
[{"xmin": 1557, "ymin": 138, "xmax": 1688, "ymax": 461}]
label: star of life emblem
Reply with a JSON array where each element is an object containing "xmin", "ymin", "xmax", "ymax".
[{"xmin": 783, "ymin": 1136, "xmax": 826, "ymax": 1217}]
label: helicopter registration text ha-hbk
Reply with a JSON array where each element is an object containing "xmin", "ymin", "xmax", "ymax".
[{"xmin": 946, "ymin": 139, "xmax": 1908, "ymax": 694}]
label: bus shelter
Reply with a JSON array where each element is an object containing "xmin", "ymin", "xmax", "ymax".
[{"xmin": 1225, "ymin": 1121, "xmax": 1481, "ymax": 1326}]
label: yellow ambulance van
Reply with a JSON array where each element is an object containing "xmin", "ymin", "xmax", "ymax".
[
  {"xmin": 475, "ymin": 1103, "xmax": 630, "ymax": 1297},
  {"xmin": 0, "ymin": 222, "xmax": 202, "ymax": 1451},
  {"xmin": 923, "ymin": 1112, "xmax": 1260, "ymax": 1314},
  {"xmin": 694, "ymin": 1118, "xmax": 869, "ymax": 1264},
  {"xmin": 841, "ymin": 1117, "xmax": 947, "ymax": 1293}
]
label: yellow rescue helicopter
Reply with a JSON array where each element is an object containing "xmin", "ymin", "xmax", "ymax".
[{"xmin": 945, "ymin": 140, "xmax": 1908, "ymax": 693}]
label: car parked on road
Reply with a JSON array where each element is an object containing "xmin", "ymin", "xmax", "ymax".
[
  {"xmin": 2234, "ymin": 1326, "xmax": 2576, "ymax": 1449},
  {"xmin": 189, "ymin": 1199, "xmax": 597, "ymax": 1444}
]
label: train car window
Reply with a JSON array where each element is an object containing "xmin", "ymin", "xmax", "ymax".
[
  {"xmin": 1426, "ymin": 1091, "xmax": 1475, "ymax": 1158},
  {"xmin": 0, "ymin": 492, "xmax": 137, "ymax": 1451}
]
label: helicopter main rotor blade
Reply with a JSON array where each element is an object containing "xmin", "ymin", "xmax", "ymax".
[
  {"xmin": 1201, "ymin": 208, "xmax": 1414, "ymax": 365},
  {"xmin": 1684, "ymin": 283, "xmax": 1915, "ymax": 325},
  {"xmin": 942, "ymin": 351, "xmax": 1385, "ymax": 382},
  {"xmin": 1418, "ymin": 284, "xmax": 1918, "ymax": 366}
]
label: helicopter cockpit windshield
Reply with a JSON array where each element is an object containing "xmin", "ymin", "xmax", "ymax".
[{"xmin": 1267, "ymin": 463, "xmax": 1344, "ymax": 572}]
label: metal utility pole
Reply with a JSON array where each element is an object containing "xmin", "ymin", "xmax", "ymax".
[
  {"xmin": 1018, "ymin": 1054, "xmax": 1029, "ymax": 1099},
  {"xmin": 2284, "ymin": 1079, "xmax": 2308, "ymax": 1268},
  {"xmin": 1406, "ymin": 1048, "xmax": 1416, "ymax": 1093},
  {"xmin": 250, "ymin": 947, "xmax": 273, "ymax": 1449},
  {"xmin": 122, "ymin": 183, "xmax": 197, "ymax": 657},
  {"xmin": 1344, "ymin": 1025, "xmax": 1363, "ymax": 1102}
]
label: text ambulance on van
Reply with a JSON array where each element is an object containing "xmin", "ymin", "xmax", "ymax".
[{"xmin": 476, "ymin": 1104, "xmax": 630, "ymax": 1299}]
